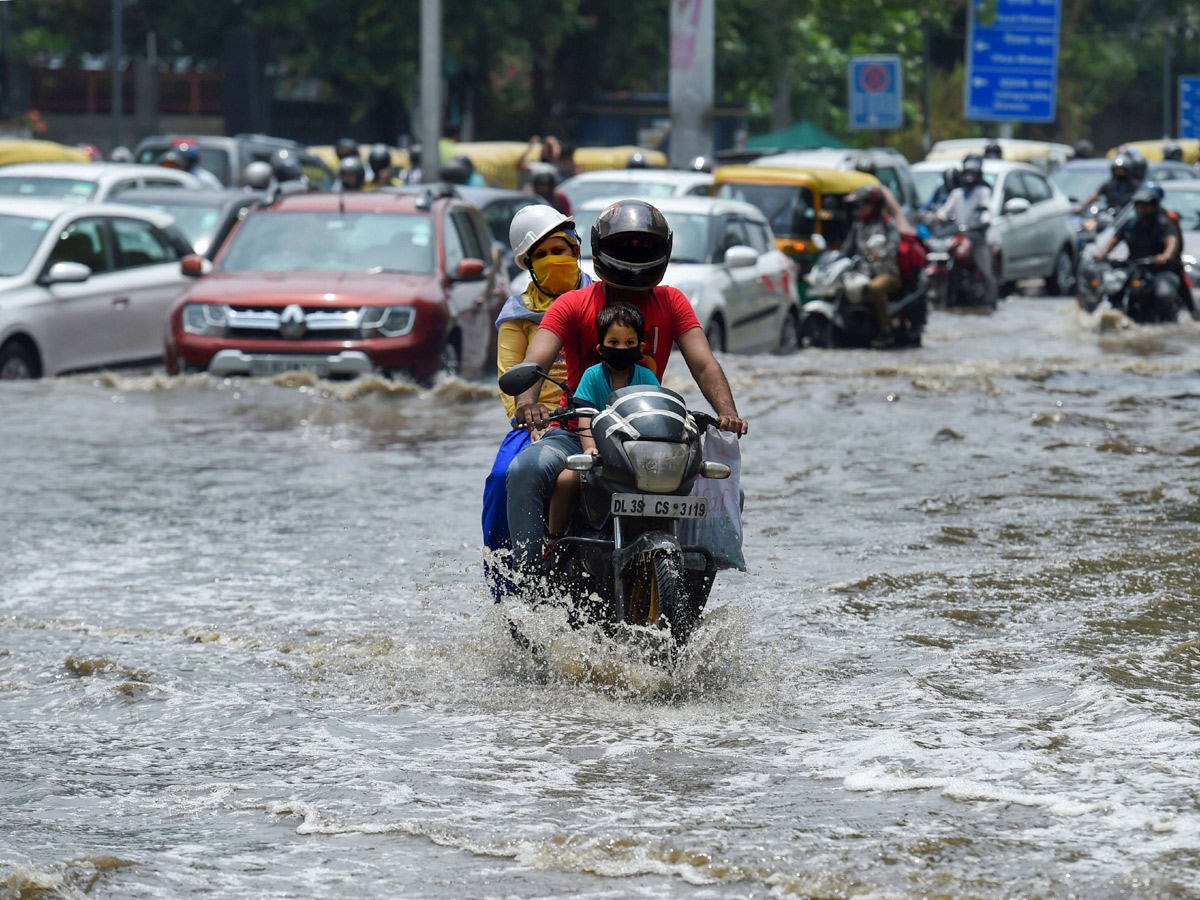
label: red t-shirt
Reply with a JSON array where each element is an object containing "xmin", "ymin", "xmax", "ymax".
[{"xmin": 539, "ymin": 282, "xmax": 701, "ymax": 394}]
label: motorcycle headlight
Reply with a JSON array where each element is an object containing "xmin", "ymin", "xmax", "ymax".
[
  {"xmin": 624, "ymin": 441, "xmax": 689, "ymax": 492},
  {"xmin": 360, "ymin": 305, "xmax": 416, "ymax": 337},
  {"xmin": 1102, "ymin": 270, "xmax": 1127, "ymax": 294},
  {"xmin": 181, "ymin": 303, "xmax": 227, "ymax": 336}
]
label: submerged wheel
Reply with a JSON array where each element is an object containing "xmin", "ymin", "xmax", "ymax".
[
  {"xmin": 438, "ymin": 335, "xmax": 461, "ymax": 376},
  {"xmin": 623, "ymin": 551, "xmax": 691, "ymax": 641},
  {"xmin": 801, "ymin": 313, "xmax": 833, "ymax": 348},
  {"xmin": 0, "ymin": 340, "xmax": 38, "ymax": 380},
  {"xmin": 705, "ymin": 317, "xmax": 726, "ymax": 353},
  {"xmin": 1047, "ymin": 246, "xmax": 1075, "ymax": 296},
  {"xmin": 777, "ymin": 308, "xmax": 802, "ymax": 354}
]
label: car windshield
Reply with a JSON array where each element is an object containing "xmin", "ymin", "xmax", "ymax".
[
  {"xmin": 565, "ymin": 179, "xmax": 680, "ymax": 206},
  {"xmin": 0, "ymin": 214, "xmax": 52, "ymax": 276},
  {"xmin": 913, "ymin": 170, "xmax": 943, "ymax": 205},
  {"xmin": 572, "ymin": 209, "xmax": 711, "ymax": 263},
  {"xmin": 0, "ymin": 177, "xmax": 98, "ymax": 202},
  {"xmin": 1049, "ymin": 167, "xmax": 1108, "ymax": 203},
  {"xmin": 217, "ymin": 210, "xmax": 435, "ymax": 274},
  {"xmin": 1164, "ymin": 190, "xmax": 1200, "ymax": 231},
  {"xmin": 136, "ymin": 145, "xmax": 231, "ymax": 185},
  {"xmin": 712, "ymin": 182, "xmax": 815, "ymax": 238},
  {"xmin": 129, "ymin": 201, "xmax": 224, "ymax": 256}
]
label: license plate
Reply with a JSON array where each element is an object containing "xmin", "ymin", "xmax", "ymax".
[
  {"xmin": 611, "ymin": 493, "xmax": 707, "ymax": 519},
  {"xmin": 249, "ymin": 357, "xmax": 330, "ymax": 377}
]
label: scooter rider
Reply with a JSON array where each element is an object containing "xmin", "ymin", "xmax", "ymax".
[
  {"xmin": 1095, "ymin": 187, "xmax": 1183, "ymax": 313},
  {"xmin": 937, "ymin": 154, "xmax": 997, "ymax": 306},
  {"xmin": 1075, "ymin": 155, "xmax": 1139, "ymax": 215},
  {"xmin": 841, "ymin": 185, "xmax": 901, "ymax": 348},
  {"xmin": 505, "ymin": 199, "xmax": 747, "ymax": 578}
]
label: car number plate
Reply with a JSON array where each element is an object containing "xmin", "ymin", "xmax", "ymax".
[
  {"xmin": 249, "ymin": 357, "xmax": 330, "ymax": 377},
  {"xmin": 610, "ymin": 493, "xmax": 707, "ymax": 519}
]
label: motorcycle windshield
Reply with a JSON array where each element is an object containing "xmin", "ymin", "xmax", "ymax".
[{"xmin": 594, "ymin": 386, "xmax": 693, "ymax": 442}]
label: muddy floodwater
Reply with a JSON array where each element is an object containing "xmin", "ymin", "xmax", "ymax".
[{"xmin": 3, "ymin": 297, "xmax": 1200, "ymax": 899}]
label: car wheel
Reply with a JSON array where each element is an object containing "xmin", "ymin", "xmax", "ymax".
[
  {"xmin": 705, "ymin": 317, "xmax": 726, "ymax": 353},
  {"xmin": 777, "ymin": 308, "xmax": 802, "ymax": 354},
  {"xmin": 0, "ymin": 340, "xmax": 38, "ymax": 380},
  {"xmin": 1046, "ymin": 246, "xmax": 1075, "ymax": 296},
  {"xmin": 801, "ymin": 313, "xmax": 833, "ymax": 349},
  {"xmin": 439, "ymin": 335, "xmax": 462, "ymax": 376}
]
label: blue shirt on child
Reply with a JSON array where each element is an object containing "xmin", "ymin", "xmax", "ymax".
[{"xmin": 574, "ymin": 362, "xmax": 660, "ymax": 411}]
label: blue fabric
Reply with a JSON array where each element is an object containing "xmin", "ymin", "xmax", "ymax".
[
  {"xmin": 506, "ymin": 427, "xmax": 583, "ymax": 573},
  {"xmin": 494, "ymin": 273, "xmax": 593, "ymax": 329},
  {"xmin": 482, "ymin": 425, "xmax": 530, "ymax": 600},
  {"xmin": 574, "ymin": 362, "xmax": 660, "ymax": 411}
]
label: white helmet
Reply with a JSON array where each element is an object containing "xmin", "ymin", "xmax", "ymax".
[{"xmin": 509, "ymin": 204, "xmax": 574, "ymax": 271}]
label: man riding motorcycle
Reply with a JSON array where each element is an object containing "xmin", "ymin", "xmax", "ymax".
[
  {"xmin": 937, "ymin": 154, "xmax": 997, "ymax": 307},
  {"xmin": 505, "ymin": 199, "xmax": 747, "ymax": 581},
  {"xmin": 1095, "ymin": 187, "xmax": 1183, "ymax": 317},
  {"xmin": 840, "ymin": 185, "xmax": 901, "ymax": 348},
  {"xmin": 1075, "ymin": 154, "xmax": 1139, "ymax": 215}
]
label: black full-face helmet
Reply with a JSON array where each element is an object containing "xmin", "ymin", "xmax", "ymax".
[
  {"xmin": 368, "ymin": 143, "xmax": 391, "ymax": 172},
  {"xmin": 961, "ymin": 154, "xmax": 984, "ymax": 186},
  {"xmin": 335, "ymin": 137, "xmax": 359, "ymax": 160},
  {"xmin": 591, "ymin": 200, "xmax": 673, "ymax": 290},
  {"xmin": 339, "ymin": 155, "xmax": 365, "ymax": 189},
  {"xmin": 271, "ymin": 148, "xmax": 303, "ymax": 182},
  {"xmin": 1111, "ymin": 153, "xmax": 1131, "ymax": 178}
]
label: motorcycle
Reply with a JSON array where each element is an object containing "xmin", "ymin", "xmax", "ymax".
[
  {"xmin": 1077, "ymin": 256, "xmax": 1180, "ymax": 323},
  {"xmin": 801, "ymin": 247, "xmax": 928, "ymax": 348},
  {"xmin": 497, "ymin": 361, "xmax": 732, "ymax": 655},
  {"xmin": 1071, "ymin": 203, "xmax": 1116, "ymax": 257},
  {"xmin": 920, "ymin": 218, "xmax": 995, "ymax": 310}
]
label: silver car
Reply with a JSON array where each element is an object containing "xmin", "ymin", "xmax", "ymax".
[
  {"xmin": 0, "ymin": 198, "xmax": 193, "ymax": 378},
  {"xmin": 557, "ymin": 169, "xmax": 714, "ymax": 211},
  {"xmin": 0, "ymin": 162, "xmax": 202, "ymax": 203}
]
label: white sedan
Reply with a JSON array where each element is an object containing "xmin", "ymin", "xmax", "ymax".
[
  {"xmin": 0, "ymin": 198, "xmax": 194, "ymax": 378},
  {"xmin": 913, "ymin": 158, "xmax": 1078, "ymax": 294},
  {"xmin": 0, "ymin": 162, "xmax": 202, "ymax": 203},
  {"xmin": 515, "ymin": 195, "xmax": 801, "ymax": 353},
  {"xmin": 557, "ymin": 169, "xmax": 713, "ymax": 211}
]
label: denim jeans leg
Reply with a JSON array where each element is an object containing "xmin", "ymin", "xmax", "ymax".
[{"xmin": 505, "ymin": 428, "xmax": 583, "ymax": 572}]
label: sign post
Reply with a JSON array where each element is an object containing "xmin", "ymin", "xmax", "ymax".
[
  {"xmin": 1180, "ymin": 76, "xmax": 1200, "ymax": 140},
  {"xmin": 847, "ymin": 55, "xmax": 903, "ymax": 131},
  {"xmin": 965, "ymin": 0, "xmax": 1061, "ymax": 123}
]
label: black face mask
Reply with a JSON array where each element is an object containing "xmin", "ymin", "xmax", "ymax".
[{"xmin": 599, "ymin": 345, "xmax": 643, "ymax": 371}]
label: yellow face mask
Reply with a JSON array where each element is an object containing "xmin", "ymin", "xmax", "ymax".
[{"xmin": 531, "ymin": 253, "xmax": 580, "ymax": 297}]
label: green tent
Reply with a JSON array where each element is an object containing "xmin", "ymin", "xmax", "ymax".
[{"xmin": 744, "ymin": 120, "xmax": 846, "ymax": 151}]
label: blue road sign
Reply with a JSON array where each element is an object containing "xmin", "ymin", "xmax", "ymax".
[
  {"xmin": 848, "ymin": 55, "xmax": 903, "ymax": 130},
  {"xmin": 1180, "ymin": 77, "xmax": 1200, "ymax": 140},
  {"xmin": 965, "ymin": 0, "xmax": 1061, "ymax": 122}
]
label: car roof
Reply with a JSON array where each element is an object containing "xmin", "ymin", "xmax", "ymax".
[
  {"xmin": 1055, "ymin": 158, "xmax": 1111, "ymax": 170},
  {"xmin": 1163, "ymin": 181, "xmax": 1200, "ymax": 192},
  {"xmin": 912, "ymin": 159, "xmax": 1046, "ymax": 176},
  {"xmin": 0, "ymin": 162, "xmax": 187, "ymax": 180},
  {"xmin": 0, "ymin": 195, "xmax": 177, "ymax": 227},
  {"xmin": 454, "ymin": 185, "xmax": 545, "ymax": 204},
  {"xmin": 268, "ymin": 191, "xmax": 443, "ymax": 213},
  {"xmin": 563, "ymin": 169, "xmax": 713, "ymax": 185},
  {"xmin": 111, "ymin": 187, "xmax": 261, "ymax": 206},
  {"xmin": 575, "ymin": 194, "xmax": 765, "ymax": 220},
  {"xmin": 925, "ymin": 137, "xmax": 1074, "ymax": 164},
  {"xmin": 752, "ymin": 147, "xmax": 904, "ymax": 169}
]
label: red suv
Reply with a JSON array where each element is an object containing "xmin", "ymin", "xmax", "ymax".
[{"xmin": 165, "ymin": 188, "xmax": 508, "ymax": 381}]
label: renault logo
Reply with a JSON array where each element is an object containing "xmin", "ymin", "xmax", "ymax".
[{"xmin": 279, "ymin": 304, "xmax": 306, "ymax": 340}]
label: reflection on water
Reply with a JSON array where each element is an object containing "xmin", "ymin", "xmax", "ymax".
[{"xmin": 2, "ymin": 298, "xmax": 1200, "ymax": 899}]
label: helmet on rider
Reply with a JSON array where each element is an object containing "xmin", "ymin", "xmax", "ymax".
[
  {"xmin": 109, "ymin": 145, "xmax": 134, "ymax": 163},
  {"xmin": 171, "ymin": 139, "xmax": 201, "ymax": 171},
  {"xmin": 1143, "ymin": 181, "xmax": 1165, "ymax": 201},
  {"xmin": 850, "ymin": 185, "xmax": 886, "ymax": 221},
  {"xmin": 1073, "ymin": 138, "xmax": 1095, "ymax": 159},
  {"xmin": 853, "ymin": 159, "xmax": 877, "ymax": 176},
  {"xmin": 368, "ymin": 143, "xmax": 392, "ymax": 174},
  {"xmin": 591, "ymin": 200, "xmax": 673, "ymax": 290},
  {"xmin": 1162, "ymin": 142, "xmax": 1183, "ymax": 162},
  {"xmin": 509, "ymin": 205, "xmax": 577, "ymax": 271},
  {"xmin": 1124, "ymin": 147, "xmax": 1148, "ymax": 181},
  {"xmin": 242, "ymin": 160, "xmax": 274, "ymax": 190},
  {"xmin": 158, "ymin": 149, "xmax": 186, "ymax": 170},
  {"xmin": 335, "ymin": 137, "xmax": 359, "ymax": 160},
  {"xmin": 943, "ymin": 167, "xmax": 961, "ymax": 191},
  {"xmin": 338, "ymin": 155, "xmax": 366, "ymax": 190},
  {"xmin": 270, "ymin": 148, "xmax": 303, "ymax": 182},
  {"xmin": 983, "ymin": 140, "xmax": 1003, "ymax": 160},
  {"xmin": 1132, "ymin": 186, "xmax": 1160, "ymax": 222},
  {"xmin": 437, "ymin": 157, "xmax": 471, "ymax": 184},
  {"xmin": 690, "ymin": 155, "xmax": 713, "ymax": 173},
  {"xmin": 961, "ymin": 154, "xmax": 984, "ymax": 187},
  {"xmin": 1111, "ymin": 154, "xmax": 1131, "ymax": 180},
  {"xmin": 626, "ymin": 151, "xmax": 649, "ymax": 169},
  {"xmin": 530, "ymin": 169, "xmax": 557, "ymax": 191}
]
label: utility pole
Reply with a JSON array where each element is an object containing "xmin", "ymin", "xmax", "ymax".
[
  {"xmin": 1163, "ymin": 25, "xmax": 1173, "ymax": 138},
  {"xmin": 112, "ymin": 0, "xmax": 123, "ymax": 150},
  {"xmin": 419, "ymin": 0, "xmax": 441, "ymax": 183},
  {"xmin": 669, "ymin": 0, "xmax": 714, "ymax": 168},
  {"xmin": 921, "ymin": 18, "xmax": 932, "ymax": 155}
]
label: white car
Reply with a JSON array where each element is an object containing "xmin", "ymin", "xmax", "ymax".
[
  {"xmin": 913, "ymin": 159, "xmax": 1077, "ymax": 293},
  {"xmin": 514, "ymin": 195, "xmax": 801, "ymax": 353},
  {"xmin": 0, "ymin": 162, "xmax": 202, "ymax": 203},
  {"xmin": 557, "ymin": 169, "xmax": 713, "ymax": 210},
  {"xmin": 0, "ymin": 198, "xmax": 194, "ymax": 378}
]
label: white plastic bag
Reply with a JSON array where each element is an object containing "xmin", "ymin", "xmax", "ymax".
[{"xmin": 679, "ymin": 425, "xmax": 745, "ymax": 571}]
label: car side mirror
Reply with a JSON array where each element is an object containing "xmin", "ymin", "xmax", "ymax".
[
  {"xmin": 42, "ymin": 261, "xmax": 92, "ymax": 284},
  {"xmin": 181, "ymin": 254, "xmax": 212, "ymax": 277},
  {"xmin": 809, "ymin": 233, "xmax": 827, "ymax": 252},
  {"xmin": 1003, "ymin": 197, "xmax": 1031, "ymax": 215},
  {"xmin": 455, "ymin": 258, "xmax": 486, "ymax": 281},
  {"xmin": 498, "ymin": 361, "xmax": 546, "ymax": 396},
  {"xmin": 724, "ymin": 245, "xmax": 758, "ymax": 268}
]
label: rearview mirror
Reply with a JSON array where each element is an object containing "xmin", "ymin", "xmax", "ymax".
[
  {"xmin": 724, "ymin": 245, "xmax": 757, "ymax": 268},
  {"xmin": 455, "ymin": 258, "xmax": 486, "ymax": 281},
  {"xmin": 1003, "ymin": 197, "xmax": 1031, "ymax": 215},
  {"xmin": 809, "ymin": 233, "xmax": 827, "ymax": 252},
  {"xmin": 180, "ymin": 254, "xmax": 211, "ymax": 277},
  {"xmin": 498, "ymin": 361, "xmax": 545, "ymax": 396},
  {"xmin": 42, "ymin": 261, "xmax": 92, "ymax": 284}
]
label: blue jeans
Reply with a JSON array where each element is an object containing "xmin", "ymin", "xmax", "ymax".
[{"xmin": 505, "ymin": 427, "xmax": 582, "ymax": 572}]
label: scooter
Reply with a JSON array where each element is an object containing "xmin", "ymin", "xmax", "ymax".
[
  {"xmin": 497, "ymin": 362, "xmax": 731, "ymax": 653},
  {"xmin": 801, "ymin": 249, "xmax": 928, "ymax": 348}
]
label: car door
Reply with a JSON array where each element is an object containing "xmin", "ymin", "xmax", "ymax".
[
  {"xmin": 442, "ymin": 206, "xmax": 493, "ymax": 377},
  {"xmin": 108, "ymin": 216, "xmax": 186, "ymax": 363},
  {"xmin": 994, "ymin": 171, "xmax": 1036, "ymax": 278},
  {"xmin": 35, "ymin": 216, "xmax": 130, "ymax": 373},
  {"xmin": 710, "ymin": 215, "xmax": 759, "ymax": 352},
  {"xmin": 734, "ymin": 216, "xmax": 787, "ymax": 350},
  {"xmin": 1019, "ymin": 171, "xmax": 1063, "ymax": 275}
]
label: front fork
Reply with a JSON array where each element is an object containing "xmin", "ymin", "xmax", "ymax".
[{"xmin": 610, "ymin": 518, "xmax": 717, "ymax": 624}]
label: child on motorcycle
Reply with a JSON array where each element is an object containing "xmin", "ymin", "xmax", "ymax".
[{"xmin": 546, "ymin": 302, "xmax": 660, "ymax": 540}]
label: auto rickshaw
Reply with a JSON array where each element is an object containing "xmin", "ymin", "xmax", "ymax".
[
  {"xmin": 308, "ymin": 144, "xmax": 411, "ymax": 176},
  {"xmin": 711, "ymin": 164, "xmax": 879, "ymax": 264},
  {"xmin": 448, "ymin": 142, "xmax": 668, "ymax": 189},
  {"xmin": 0, "ymin": 139, "xmax": 92, "ymax": 166},
  {"xmin": 925, "ymin": 138, "xmax": 1074, "ymax": 173},
  {"xmin": 1104, "ymin": 138, "xmax": 1200, "ymax": 164}
]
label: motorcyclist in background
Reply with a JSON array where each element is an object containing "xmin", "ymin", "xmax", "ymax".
[
  {"xmin": 171, "ymin": 139, "xmax": 224, "ymax": 189},
  {"xmin": 366, "ymin": 144, "xmax": 400, "ymax": 189},
  {"xmin": 1162, "ymin": 142, "xmax": 1183, "ymax": 162},
  {"xmin": 1095, "ymin": 187, "xmax": 1182, "ymax": 313},
  {"xmin": 270, "ymin": 148, "xmax": 310, "ymax": 195},
  {"xmin": 335, "ymin": 138, "xmax": 359, "ymax": 162},
  {"xmin": 1074, "ymin": 155, "xmax": 1139, "ymax": 215},
  {"xmin": 530, "ymin": 169, "xmax": 571, "ymax": 215},
  {"xmin": 923, "ymin": 167, "xmax": 959, "ymax": 211},
  {"xmin": 338, "ymin": 156, "xmax": 366, "ymax": 192},
  {"xmin": 1142, "ymin": 182, "xmax": 1197, "ymax": 317},
  {"xmin": 983, "ymin": 140, "xmax": 1003, "ymax": 160},
  {"xmin": 840, "ymin": 185, "xmax": 902, "ymax": 348},
  {"xmin": 937, "ymin": 154, "xmax": 997, "ymax": 306}
]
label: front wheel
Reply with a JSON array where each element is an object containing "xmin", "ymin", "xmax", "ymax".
[
  {"xmin": 705, "ymin": 317, "xmax": 727, "ymax": 353},
  {"xmin": 438, "ymin": 334, "xmax": 461, "ymax": 376},
  {"xmin": 777, "ymin": 308, "xmax": 801, "ymax": 354},
  {"xmin": 1046, "ymin": 246, "xmax": 1075, "ymax": 296},
  {"xmin": 801, "ymin": 312, "xmax": 833, "ymax": 348},
  {"xmin": 624, "ymin": 551, "xmax": 694, "ymax": 645},
  {"xmin": 0, "ymin": 341, "xmax": 37, "ymax": 380}
]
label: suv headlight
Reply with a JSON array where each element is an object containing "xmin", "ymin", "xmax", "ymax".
[
  {"xmin": 181, "ymin": 303, "xmax": 227, "ymax": 336},
  {"xmin": 360, "ymin": 305, "xmax": 416, "ymax": 337},
  {"xmin": 625, "ymin": 440, "xmax": 690, "ymax": 492}
]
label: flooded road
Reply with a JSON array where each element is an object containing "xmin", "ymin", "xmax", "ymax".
[{"xmin": 3, "ymin": 296, "xmax": 1199, "ymax": 899}]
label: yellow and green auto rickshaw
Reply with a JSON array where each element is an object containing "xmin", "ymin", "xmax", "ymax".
[
  {"xmin": 0, "ymin": 139, "xmax": 92, "ymax": 166},
  {"xmin": 1105, "ymin": 138, "xmax": 1200, "ymax": 164},
  {"xmin": 711, "ymin": 164, "xmax": 879, "ymax": 264}
]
